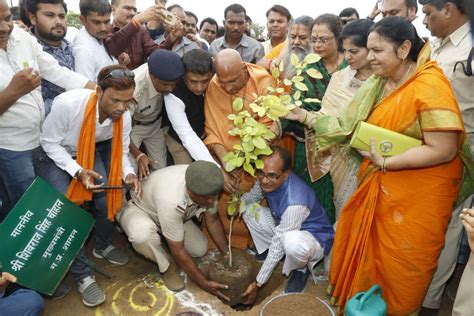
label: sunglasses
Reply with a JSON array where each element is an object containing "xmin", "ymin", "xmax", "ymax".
[{"xmin": 102, "ymin": 69, "xmax": 135, "ymax": 81}]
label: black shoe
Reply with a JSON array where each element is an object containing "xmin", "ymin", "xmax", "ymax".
[
  {"xmin": 51, "ymin": 282, "xmax": 72, "ymax": 300},
  {"xmin": 255, "ymin": 250, "xmax": 269, "ymax": 262},
  {"xmin": 284, "ymin": 268, "xmax": 310, "ymax": 293}
]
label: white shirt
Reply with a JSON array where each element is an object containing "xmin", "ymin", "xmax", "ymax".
[
  {"xmin": 262, "ymin": 39, "xmax": 273, "ymax": 55},
  {"xmin": 163, "ymin": 93, "xmax": 217, "ymax": 165},
  {"xmin": 72, "ymin": 27, "xmax": 117, "ymax": 82},
  {"xmin": 0, "ymin": 28, "xmax": 89, "ymax": 151},
  {"xmin": 430, "ymin": 22, "xmax": 473, "ymax": 135},
  {"xmin": 40, "ymin": 89, "xmax": 135, "ymax": 179}
]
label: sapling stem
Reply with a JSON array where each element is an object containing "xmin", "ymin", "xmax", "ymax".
[{"xmin": 228, "ymin": 215, "xmax": 234, "ymax": 267}]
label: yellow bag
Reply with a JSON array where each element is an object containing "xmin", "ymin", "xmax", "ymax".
[{"xmin": 350, "ymin": 122, "xmax": 422, "ymax": 156}]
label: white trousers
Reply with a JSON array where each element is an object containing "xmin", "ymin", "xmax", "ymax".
[
  {"xmin": 423, "ymin": 195, "xmax": 473, "ymax": 308},
  {"xmin": 453, "ymin": 252, "xmax": 474, "ymax": 316},
  {"xmin": 117, "ymin": 202, "xmax": 208, "ymax": 273},
  {"xmin": 243, "ymin": 205, "xmax": 324, "ymax": 275}
]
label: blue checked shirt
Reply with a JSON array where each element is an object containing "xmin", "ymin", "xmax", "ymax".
[{"xmin": 34, "ymin": 33, "xmax": 75, "ymax": 117}]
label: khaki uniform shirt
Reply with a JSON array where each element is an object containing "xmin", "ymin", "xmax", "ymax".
[
  {"xmin": 431, "ymin": 22, "xmax": 473, "ymax": 138},
  {"xmin": 131, "ymin": 63, "xmax": 163, "ymax": 124},
  {"xmin": 131, "ymin": 165, "xmax": 217, "ymax": 242}
]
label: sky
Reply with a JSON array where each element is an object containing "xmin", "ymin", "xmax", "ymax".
[{"xmin": 10, "ymin": 0, "xmax": 431, "ymax": 38}]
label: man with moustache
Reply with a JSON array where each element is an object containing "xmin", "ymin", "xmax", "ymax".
[
  {"xmin": 257, "ymin": 16, "xmax": 313, "ymax": 76},
  {"xmin": 27, "ymin": 0, "xmax": 73, "ymax": 116},
  {"xmin": 209, "ymin": 4, "xmax": 264, "ymax": 63},
  {"xmin": 73, "ymin": 0, "xmax": 119, "ymax": 82},
  {"xmin": 241, "ymin": 146, "xmax": 334, "ymax": 303},
  {"xmin": 263, "ymin": 5, "xmax": 292, "ymax": 54}
]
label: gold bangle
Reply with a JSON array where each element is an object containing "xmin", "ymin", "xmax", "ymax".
[{"xmin": 381, "ymin": 157, "xmax": 387, "ymax": 173}]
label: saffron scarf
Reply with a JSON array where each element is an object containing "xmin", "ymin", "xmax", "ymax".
[{"xmin": 66, "ymin": 91, "xmax": 123, "ymax": 221}]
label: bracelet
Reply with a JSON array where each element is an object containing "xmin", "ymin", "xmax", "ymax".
[
  {"xmin": 381, "ymin": 157, "xmax": 387, "ymax": 173},
  {"xmin": 267, "ymin": 58, "xmax": 273, "ymax": 70},
  {"xmin": 366, "ymin": 16, "xmax": 375, "ymax": 21},
  {"xmin": 136, "ymin": 153, "xmax": 146, "ymax": 162}
]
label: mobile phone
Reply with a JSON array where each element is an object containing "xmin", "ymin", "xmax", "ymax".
[
  {"xmin": 99, "ymin": 185, "xmax": 128, "ymax": 190},
  {"xmin": 160, "ymin": 9, "xmax": 177, "ymax": 27}
]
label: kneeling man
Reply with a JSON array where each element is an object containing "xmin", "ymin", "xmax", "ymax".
[
  {"xmin": 242, "ymin": 146, "xmax": 334, "ymax": 304},
  {"xmin": 118, "ymin": 161, "xmax": 230, "ymax": 300}
]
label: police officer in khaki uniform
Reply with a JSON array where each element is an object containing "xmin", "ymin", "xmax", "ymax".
[
  {"xmin": 129, "ymin": 49, "xmax": 185, "ymax": 179},
  {"xmin": 117, "ymin": 161, "xmax": 230, "ymax": 301}
]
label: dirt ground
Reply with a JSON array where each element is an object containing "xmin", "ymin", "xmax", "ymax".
[{"xmin": 43, "ymin": 230, "xmax": 458, "ymax": 316}]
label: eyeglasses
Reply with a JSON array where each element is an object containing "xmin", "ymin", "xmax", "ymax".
[
  {"xmin": 255, "ymin": 169, "xmax": 284, "ymax": 181},
  {"xmin": 310, "ymin": 36, "xmax": 335, "ymax": 45},
  {"xmin": 102, "ymin": 69, "xmax": 135, "ymax": 81}
]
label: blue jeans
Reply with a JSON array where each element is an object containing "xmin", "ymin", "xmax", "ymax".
[
  {"xmin": 33, "ymin": 141, "xmax": 115, "ymax": 280},
  {"xmin": 0, "ymin": 288, "xmax": 44, "ymax": 316},
  {"xmin": 0, "ymin": 148, "xmax": 37, "ymax": 222}
]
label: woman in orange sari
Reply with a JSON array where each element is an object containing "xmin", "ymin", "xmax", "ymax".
[
  {"xmin": 331, "ymin": 17, "xmax": 465, "ymax": 314},
  {"xmin": 286, "ymin": 16, "xmax": 465, "ymax": 314}
]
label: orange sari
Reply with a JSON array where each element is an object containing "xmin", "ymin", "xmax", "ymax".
[{"xmin": 329, "ymin": 61, "xmax": 465, "ymax": 314}]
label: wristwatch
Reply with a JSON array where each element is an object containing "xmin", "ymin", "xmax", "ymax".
[{"xmin": 74, "ymin": 168, "xmax": 83, "ymax": 180}]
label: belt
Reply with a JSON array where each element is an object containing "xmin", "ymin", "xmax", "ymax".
[{"xmin": 133, "ymin": 112, "xmax": 162, "ymax": 126}]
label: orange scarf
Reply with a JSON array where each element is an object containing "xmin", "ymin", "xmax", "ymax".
[{"xmin": 66, "ymin": 91, "xmax": 123, "ymax": 221}]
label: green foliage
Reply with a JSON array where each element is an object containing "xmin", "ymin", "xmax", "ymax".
[
  {"xmin": 224, "ymin": 53, "xmax": 322, "ymax": 217},
  {"xmin": 66, "ymin": 12, "xmax": 82, "ymax": 30},
  {"xmin": 250, "ymin": 23, "xmax": 266, "ymax": 41}
]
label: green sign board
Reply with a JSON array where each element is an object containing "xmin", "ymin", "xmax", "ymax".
[{"xmin": 0, "ymin": 177, "xmax": 94, "ymax": 295}]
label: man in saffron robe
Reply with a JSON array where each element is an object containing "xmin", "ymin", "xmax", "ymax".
[{"xmin": 204, "ymin": 48, "xmax": 277, "ymax": 248}]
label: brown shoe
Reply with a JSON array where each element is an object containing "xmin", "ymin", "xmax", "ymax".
[{"xmin": 162, "ymin": 262, "xmax": 185, "ymax": 292}]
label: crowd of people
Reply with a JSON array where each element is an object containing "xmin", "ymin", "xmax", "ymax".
[{"xmin": 0, "ymin": 0, "xmax": 473, "ymax": 315}]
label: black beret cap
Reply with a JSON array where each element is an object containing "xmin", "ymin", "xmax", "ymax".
[
  {"xmin": 185, "ymin": 161, "xmax": 223, "ymax": 196},
  {"xmin": 147, "ymin": 49, "xmax": 185, "ymax": 81}
]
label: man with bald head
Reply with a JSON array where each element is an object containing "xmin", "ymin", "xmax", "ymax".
[{"xmin": 204, "ymin": 48, "xmax": 277, "ymax": 248}]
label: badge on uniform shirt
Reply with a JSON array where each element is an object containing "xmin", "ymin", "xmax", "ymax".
[{"xmin": 176, "ymin": 200, "xmax": 187, "ymax": 214}]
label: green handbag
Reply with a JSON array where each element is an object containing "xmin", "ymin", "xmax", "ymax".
[{"xmin": 350, "ymin": 121, "xmax": 422, "ymax": 156}]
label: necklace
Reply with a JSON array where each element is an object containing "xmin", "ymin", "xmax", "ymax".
[{"xmin": 382, "ymin": 63, "xmax": 414, "ymax": 98}]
